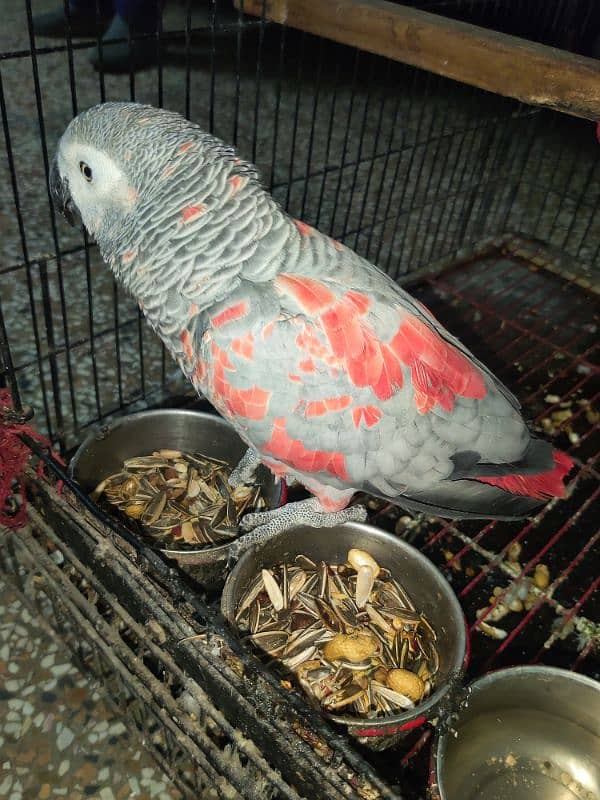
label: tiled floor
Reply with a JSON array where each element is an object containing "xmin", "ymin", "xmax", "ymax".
[{"xmin": 0, "ymin": 578, "xmax": 180, "ymax": 800}]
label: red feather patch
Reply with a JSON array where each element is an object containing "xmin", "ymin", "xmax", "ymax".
[
  {"xmin": 279, "ymin": 274, "xmax": 486, "ymax": 412},
  {"xmin": 319, "ymin": 298, "xmax": 403, "ymax": 401},
  {"xmin": 296, "ymin": 328, "xmax": 328, "ymax": 360},
  {"xmin": 181, "ymin": 204, "xmax": 207, "ymax": 224},
  {"xmin": 476, "ymin": 449, "xmax": 573, "ymax": 499},
  {"xmin": 209, "ymin": 342, "xmax": 271, "ymax": 421},
  {"xmin": 294, "ymin": 219, "xmax": 314, "ymax": 236},
  {"xmin": 346, "ymin": 291, "xmax": 370, "ymax": 314},
  {"xmin": 231, "ymin": 332, "xmax": 254, "ymax": 360},
  {"xmin": 304, "ymin": 395, "xmax": 352, "ymax": 417},
  {"xmin": 229, "ymin": 175, "xmax": 246, "ymax": 195},
  {"xmin": 299, "ymin": 358, "xmax": 317, "ymax": 373},
  {"xmin": 276, "ymin": 274, "xmax": 335, "ymax": 313},
  {"xmin": 195, "ymin": 359, "xmax": 206, "ymax": 383},
  {"xmin": 211, "ymin": 301, "xmax": 248, "ymax": 329},
  {"xmin": 352, "ymin": 406, "xmax": 382, "ymax": 428},
  {"xmin": 262, "ymin": 321, "xmax": 275, "ymax": 340},
  {"xmin": 264, "ymin": 417, "xmax": 349, "ymax": 480},
  {"xmin": 389, "ymin": 317, "xmax": 486, "ymax": 413}
]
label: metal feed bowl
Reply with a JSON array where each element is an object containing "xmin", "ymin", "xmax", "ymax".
[
  {"xmin": 69, "ymin": 409, "xmax": 284, "ymax": 586},
  {"xmin": 221, "ymin": 522, "xmax": 468, "ymax": 750},
  {"xmin": 432, "ymin": 666, "xmax": 600, "ymax": 800}
]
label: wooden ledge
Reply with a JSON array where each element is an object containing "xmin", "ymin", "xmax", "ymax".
[{"xmin": 234, "ymin": 0, "xmax": 600, "ymax": 120}]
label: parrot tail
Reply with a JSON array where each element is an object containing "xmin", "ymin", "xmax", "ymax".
[
  {"xmin": 473, "ymin": 449, "xmax": 573, "ymax": 500},
  {"xmin": 386, "ymin": 442, "xmax": 574, "ymax": 521}
]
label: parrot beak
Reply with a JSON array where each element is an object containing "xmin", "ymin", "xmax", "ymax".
[{"xmin": 50, "ymin": 158, "xmax": 79, "ymax": 227}]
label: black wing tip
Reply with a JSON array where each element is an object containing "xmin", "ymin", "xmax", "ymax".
[
  {"xmin": 449, "ymin": 438, "xmax": 556, "ymax": 482},
  {"xmin": 378, "ymin": 480, "xmax": 545, "ymax": 521}
]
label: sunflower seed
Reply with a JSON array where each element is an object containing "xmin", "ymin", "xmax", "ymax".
[
  {"xmin": 91, "ymin": 448, "xmax": 268, "ymax": 550},
  {"xmin": 234, "ymin": 546, "xmax": 440, "ymax": 723},
  {"xmin": 262, "ymin": 569, "xmax": 284, "ymax": 612},
  {"xmin": 142, "ymin": 489, "xmax": 167, "ymax": 525}
]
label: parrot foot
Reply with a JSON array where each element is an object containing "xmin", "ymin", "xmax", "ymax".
[
  {"xmin": 228, "ymin": 447, "xmax": 262, "ymax": 488},
  {"xmin": 226, "ymin": 499, "xmax": 368, "ymax": 564}
]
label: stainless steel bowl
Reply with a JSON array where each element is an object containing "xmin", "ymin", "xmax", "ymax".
[
  {"xmin": 69, "ymin": 409, "xmax": 284, "ymax": 586},
  {"xmin": 432, "ymin": 666, "xmax": 600, "ymax": 800},
  {"xmin": 221, "ymin": 522, "xmax": 468, "ymax": 750}
]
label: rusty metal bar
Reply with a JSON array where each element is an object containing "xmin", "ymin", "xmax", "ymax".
[{"xmin": 234, "ymin": 0, "xmax": 600, "ymax": 120}]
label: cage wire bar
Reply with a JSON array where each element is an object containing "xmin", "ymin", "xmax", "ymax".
[{"xmin": 0, "ymin": 0, "xmax": 599, "ymax": 797}]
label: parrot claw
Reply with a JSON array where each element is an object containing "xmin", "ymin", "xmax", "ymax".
[
  {"xmin": 228, "ymin": 447, "xmax": 262, "ymax": 488},
  {"xmin": 233, "ymin": 499, "xmax": 368, "ymax": 553},
  {"xmin": 239, "ymin": 512, "xmax": 264, "ymax": 532},
  {"xmin": 225, "ymin": 536, "xmax": 248, "ymax": 569}
]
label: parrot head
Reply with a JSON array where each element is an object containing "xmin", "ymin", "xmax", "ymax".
[
  {"xmin": 52, "ymin": 101, "xmax": 261, "ymax": 318},
  {"xmin": 51, "ymin": 101, "xmax": 216, "ymax": 242},
  {"xmin": 52, "ymin": 102, "xmax": 149, "ymax": 237}
]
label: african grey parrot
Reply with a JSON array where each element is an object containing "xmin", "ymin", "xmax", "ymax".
[{"xmin": 51, "ymin": 102, "xmax": 573, "ymax": 555}]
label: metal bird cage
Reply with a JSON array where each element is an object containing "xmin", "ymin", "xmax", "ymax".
[{"xmin": 0, "ymin": 1, "xmax": 598, "ymax": 798}]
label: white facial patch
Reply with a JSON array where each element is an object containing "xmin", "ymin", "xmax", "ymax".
[{"xmin": 58, "ymin": 139, "xmax": 135, "ymax": 234}]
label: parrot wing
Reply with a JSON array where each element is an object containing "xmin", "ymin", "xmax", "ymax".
[{"xmin": 186, "ymin": 267, "xmax": 569, "ymax": 520}]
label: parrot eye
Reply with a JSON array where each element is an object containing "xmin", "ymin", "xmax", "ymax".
[{"xmin": 79, "ymin": 161, "xmax": 93, "ymax": 182}]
